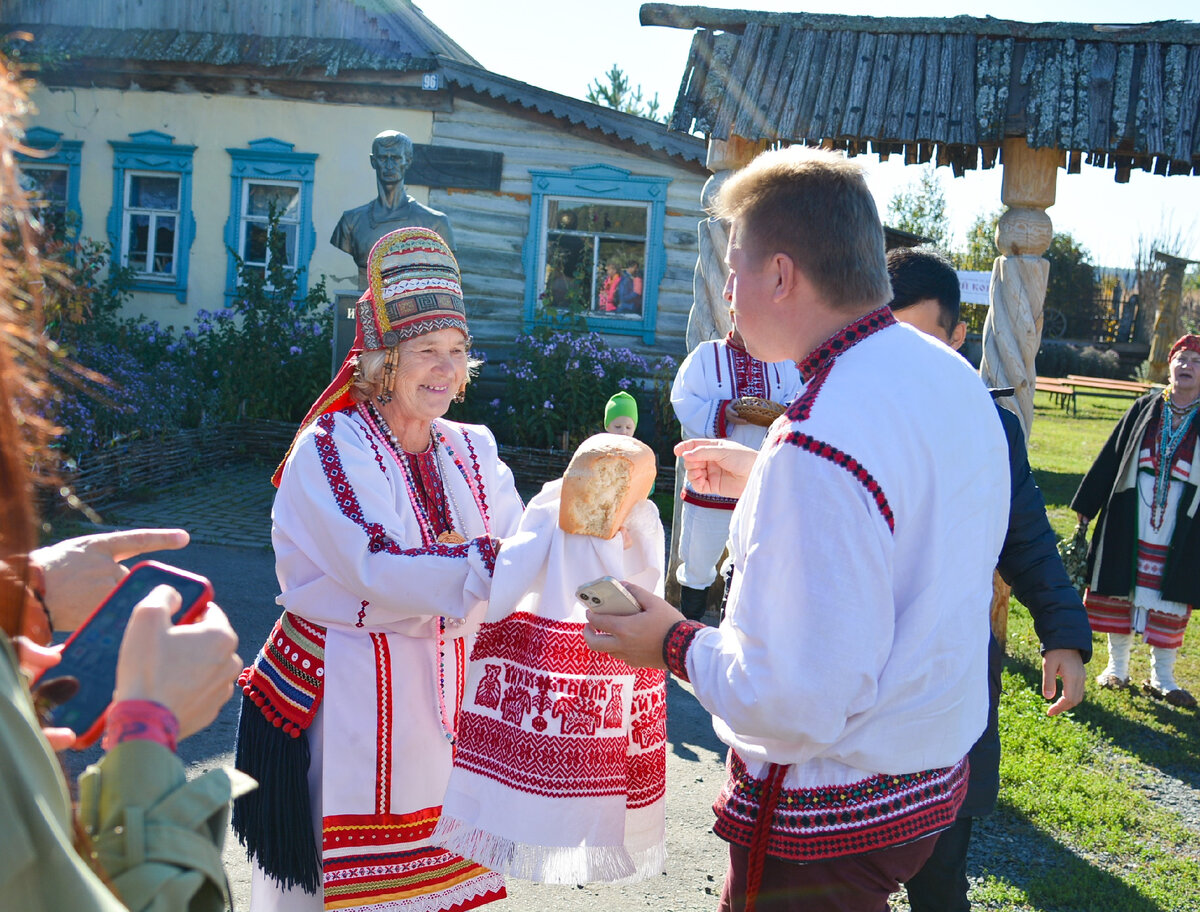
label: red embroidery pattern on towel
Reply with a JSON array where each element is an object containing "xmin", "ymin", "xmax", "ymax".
[{"xmin": 459, "ymin": 613, "xmax": 667, "ymax": 806}]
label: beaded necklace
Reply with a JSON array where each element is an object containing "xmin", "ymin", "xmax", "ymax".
[
  {"xmin": 358, "ymin": 402, "xmax": 481, "ymax": 744},
  {"xmin": 363, "ymin": 403, "xmax": 465, "ymax": 544},
  {"xmin": 1150, "ymin": 390, "xmax": 1200, "ymax": 530}
]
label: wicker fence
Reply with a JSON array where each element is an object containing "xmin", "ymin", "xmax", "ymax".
[{"xmin": 45, "ymin": 420, "xmax": 675, "ymax": 513}]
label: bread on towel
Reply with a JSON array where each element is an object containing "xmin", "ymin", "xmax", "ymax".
[{"xmin": 558, "ymin": 433, "xmax": 656, "ymax": 539}]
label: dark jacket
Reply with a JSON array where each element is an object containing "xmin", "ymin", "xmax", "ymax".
[
  {"xmin": 962, "ymin": 401, "xmax": 1094, "ymax": 818},
  {"xmin": 1070, "ymin": 392, "xmax": 1200, "ymax": 606}
]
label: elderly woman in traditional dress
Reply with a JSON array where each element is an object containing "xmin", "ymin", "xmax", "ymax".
[
  {"xmin": 1072, "ymin": 334, "xmax": 1200, "ymax": 709},
  {"xmin": 234, "ymin": 228, "xmax": 523, "ymax": 911}
]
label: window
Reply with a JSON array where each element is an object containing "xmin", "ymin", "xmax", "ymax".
[
  {"xmin": 122, "ymin": 172, "xmax": 180, "ymax": 277},
  {"xmin": 239, "ymin": 181, "xmax": 301, "ymax": 279},
  {"xmin": 524, "ymin": 164, "xmax": 671, "ymax": 344},
  {"xmin": 16, "ymin": 127, "xmax": 82, "ymax": 241},
  {"xmin": 108, "ymin": 131, "xmax": 196, "ymax": 302},
  {"xmin": 225, "ymin": 138, "xmax": 318, "ymax": 302}
]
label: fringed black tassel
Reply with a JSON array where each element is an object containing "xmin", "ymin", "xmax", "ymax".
[{"xmin": 232, "ymin": 692, "xmax": 322, "ymax": 895}]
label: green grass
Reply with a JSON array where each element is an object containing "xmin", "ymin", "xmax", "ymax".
[{"xmin": 947, "ymin": 390, "xmax": 1200, "ymax": 911}]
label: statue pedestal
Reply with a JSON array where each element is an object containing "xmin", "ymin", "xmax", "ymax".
[{"xmin": 332, "ymin": 291, "xmax": 363, "ymax": 377}]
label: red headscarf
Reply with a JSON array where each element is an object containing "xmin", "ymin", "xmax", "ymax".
[{"xmin": 1169, "ymin": 334, "xmax": 1200, "ymax": 362}]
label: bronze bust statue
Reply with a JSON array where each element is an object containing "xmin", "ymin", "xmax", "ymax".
[{"xmin": 330, "ymin": 130, "xmax": 456, "ymax": 288}]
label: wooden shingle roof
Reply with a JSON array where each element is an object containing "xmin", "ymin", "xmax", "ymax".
[
  {"xmin": 0, "ymin": 0, "xmax": 479, "ymax": 67},
  {"xmin": 641, "ymin": 4, "xmax": 1200, "ymax": 181}
]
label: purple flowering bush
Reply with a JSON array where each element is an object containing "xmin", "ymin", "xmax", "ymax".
[
  {"xmin": 496, "ymin": 331, "xmax": 678, "ymax": 454},
  {"xmin": 44, "ymin": 218, "xmax": 331, "ymax": 459}
]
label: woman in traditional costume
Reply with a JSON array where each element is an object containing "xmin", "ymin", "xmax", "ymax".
[
  {"xmin": 234, "ymin": 228, "xmax": 524, "ymax": 911},
  {"xmin": 1072, "ymin": 334, "xmax": 1200, "ymax": 709}
]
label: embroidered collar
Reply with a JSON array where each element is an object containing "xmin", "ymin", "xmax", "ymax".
[
  {"xmin": 725, "ymin": 331, "xmax": 747, "ymax": 354},
  {"xmin": 796, "ymin": 306, "xmax": 895, "ymax": 382}
]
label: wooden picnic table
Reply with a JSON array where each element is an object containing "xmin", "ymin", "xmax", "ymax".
[
  {"xmin": 1035, "ymin": 374, "xmax": 1165, "ymax": 414},
  {"xmin": 1035, "ymin": 377, "xmax": 1078, "ymax": 414},
  {"xmin": 1065, "ymin": 375, "xmax": 1160, "ymax": 394}
]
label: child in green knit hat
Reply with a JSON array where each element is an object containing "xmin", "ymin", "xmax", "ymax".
[{"xmin": 604, "ymin": 391, "xmax": 638, "ymax": 436}]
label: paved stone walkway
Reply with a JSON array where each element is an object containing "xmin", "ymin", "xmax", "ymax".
[{"xmin": 99, "ymin": 462, "xmax": 275, "ymax": 549}]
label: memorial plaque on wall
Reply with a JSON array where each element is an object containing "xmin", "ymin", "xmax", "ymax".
[{"xmin": 409, "ymin": 144, "xmax": 503, "ymax": 191}]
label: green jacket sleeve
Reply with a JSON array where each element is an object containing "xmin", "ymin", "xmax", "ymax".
[{"xmin": 77, "ymin": 740, "xmax": 256, "ymax": 912}]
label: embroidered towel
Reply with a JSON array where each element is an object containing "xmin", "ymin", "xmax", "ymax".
[{"xmin": 433, "ymin": 478, "xmax": 667, "ymax": 884}]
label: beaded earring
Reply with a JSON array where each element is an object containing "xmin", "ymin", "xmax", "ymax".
[
  {"xmin": 376, "ymin": 346, "xmax": 400, "ymax": 405},
  {"xmin": 453, "ymin": 380, "xmax": 467, "ymax": 404}
]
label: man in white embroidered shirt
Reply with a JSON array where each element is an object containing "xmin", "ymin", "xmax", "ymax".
[{"xmin": 585, "ymin": 147, "xmax": 1010, "ymax": 912}]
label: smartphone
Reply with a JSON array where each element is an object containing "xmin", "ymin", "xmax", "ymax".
[
  {"xmin": 35, "ymin": 560, "xmax": 213, "ymax": 749},
  {"xmin": 575, "ymin": 576, "xmax": 641, "ymax": 616}
]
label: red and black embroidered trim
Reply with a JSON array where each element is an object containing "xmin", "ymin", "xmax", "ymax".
[
  {"xmin": 460, "ymin": 428, "xmax": 492, "ymax": 525},
  {"xmin": 714, "ymin": 398, "xmax": 732, "ymax": 438},
  {"xmin": 784, "ymin": 362, "xmax": 832, "ymax": 424},
  {"xmin": 681, "ymin": 488, "xmax": 739, "ymax": 510},
  {"xmin": 476, "ymin": 535, "xmax": 498, "ymax": 575},
  {"xmin": 663, "ymin": 619, "xmax": 705, "ymax": 681},
  {"xmin": 713, "ymin": 752, "xmax": 968, "ymax": 863},
  {"xmin": 779, "ymin": 431, "xmax": 894, "ymax": 532},
  {"xmin": 314, "ymin": 412, "xmax": 473, "ymax": 560},
  {"xmin": 729, "ymin": 346, "xmax": 768, "ymax": 399},
  {"xmin": 797, "ymin": 306, "xmax": 895, "ymax": 382}
]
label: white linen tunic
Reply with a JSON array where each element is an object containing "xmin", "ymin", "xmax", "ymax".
[
  {"xmin": 669, "ymin": 310, "xmax": 1010, "ymax": 862},
  {"xmin": 670, "ymin": 337, "xmax": 803, "ymax": 588},
  {"xmin": 251, "ymin": 409, "xmax": 523, "ymax": 912}
]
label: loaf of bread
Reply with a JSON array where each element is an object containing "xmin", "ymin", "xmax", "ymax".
[{"xmin": 559, "ymin": 433, "xmax": 657, "ymax": 539}]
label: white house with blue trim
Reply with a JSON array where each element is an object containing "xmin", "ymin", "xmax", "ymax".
[{"xmin": 3, "ymin": 0, "xmax": 712, "ymax": 365}]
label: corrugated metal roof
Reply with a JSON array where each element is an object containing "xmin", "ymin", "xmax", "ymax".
[
  {"xmin": 641, "ymin": 4, "xmax": 1200, "ymax": 181},
  {"xmin": 436, "ymin": 59, "xmax": 707, "ymax": 166}
]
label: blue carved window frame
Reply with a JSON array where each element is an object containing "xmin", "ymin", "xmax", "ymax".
[
  {"xmin": 224, "ymin": 138, "xmax": 318, "ymax": 304},
  {"xmin": 17, "ymin": 126, "xmax": 82, "ymax": 239},
  {"xmin": 523, "ymin": 164, "xmax": 670, "ymax": 344},
  {"xmin": 108, "ymin": 130, "xmax": 196, "ymax": 303}
]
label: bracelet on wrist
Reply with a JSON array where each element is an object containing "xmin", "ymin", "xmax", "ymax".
[{"xmin": 102, "ymin": 700, "xmax": 180, "ymax": 753}]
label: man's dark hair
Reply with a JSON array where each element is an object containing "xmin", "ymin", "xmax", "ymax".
[{"xmin": 886, "ymin": 246, "xmax": 961, "ymax": 337}]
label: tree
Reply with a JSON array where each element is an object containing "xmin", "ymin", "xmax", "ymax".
[
  {"xmin": 953, "ymin": 209, "xmax": 1002, "ymax": 271},
  {"xmin": 586, "ymin": 64, "xmax": 667, "ymax": 122},
  {"xmin": 886, "ymin": 165, "xmax": 949, "ymax": 251},
  {"xmin": 1044, "ymin": 232, "xmax": 1099, "ymax": 338}
]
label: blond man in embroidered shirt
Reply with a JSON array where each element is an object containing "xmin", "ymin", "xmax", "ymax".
[{"xmin": 586, "ymin": 147, "xmax": 1009, "ymax": 912}]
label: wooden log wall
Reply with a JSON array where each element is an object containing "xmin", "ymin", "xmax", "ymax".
[{"xmin": 427, "ymin": 98, "xmax": 707, "ymax": 368}]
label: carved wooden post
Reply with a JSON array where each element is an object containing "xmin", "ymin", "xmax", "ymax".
[
  {"xmin": 1146, "ymin": 252, "xmax": 1199, "ymax": 383},
  {"xmin": 980, "ymin": 138, "xmax": 1060, "ymax": 440},
  {"xmin": 667, "ymin": 135, "xmax": 767, "ymax": 608},
  {"xmin": 686, "ymin": 136, "xmax": 770, "ymax": 349},
  {"xmin": 980, "ymin": 138, "xmax": 1059, "ymax": 646}
]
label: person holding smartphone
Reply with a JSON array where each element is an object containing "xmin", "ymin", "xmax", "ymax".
[
  {"xmin": 0, "ymin": 60, "xmax": 245, "ymax": 912},
  {"xmin": 235, "ymin": 227, "xmax": 524, "ymax": 912},
  {"xmin": 585, "ymin": 147, "xmax": 1010, "ymax": 912}
]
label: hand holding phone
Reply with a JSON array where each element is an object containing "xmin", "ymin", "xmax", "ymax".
[
  {"xmin": 34, "ymin": 560, "xmax": 214, "ymax": 749},
  {"xmin": 575, "ymin": 576, "xmax": 642, "ymax": 616},
  {"xmin": 113, "ymin": 587, "xmax": 241, "ymax": 742}
]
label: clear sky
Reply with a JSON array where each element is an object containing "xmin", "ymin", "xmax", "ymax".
[{"xmin": 420, "ymin": 0, "xmax": 1200, "ymax": 270}]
